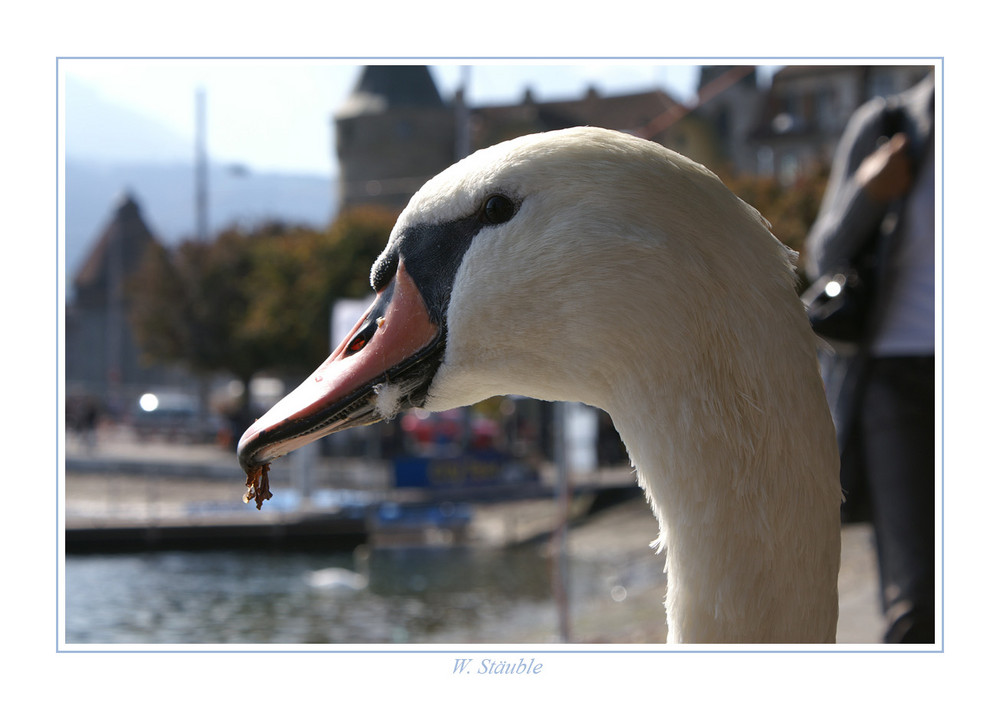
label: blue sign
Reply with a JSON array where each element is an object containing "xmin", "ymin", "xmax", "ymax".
[{"xmin": 393, "ymin": 454, "xmax": 538, "ymax": 489}]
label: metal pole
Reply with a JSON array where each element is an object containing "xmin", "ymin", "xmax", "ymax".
[
  {"xmin": 194, "ymin": 88, "xmax": 211, "ymax": 423},
  {"xmin": 552, "ymin": 401, "xmax": 571, "ymax": 642},
  {"xmin": 195, "ymin": 88, "xmax": 208, "ymax": 241}
]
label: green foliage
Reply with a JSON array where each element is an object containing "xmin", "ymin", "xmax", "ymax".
[
  {"xmin": 127, "ymin": 240, "xmax": 189, "ymax": 365},
  {"xmin": 128, "ymin": 206, "xmax": 399, "ymax": 387},
  {"xmin": 129, "ymin": 228, "xmax": 259, "ymax": 380}
]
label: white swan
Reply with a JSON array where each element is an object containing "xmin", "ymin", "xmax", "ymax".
[{"xmin": 238, "ymin": 127, "xmax": 842, "ymax": 643}]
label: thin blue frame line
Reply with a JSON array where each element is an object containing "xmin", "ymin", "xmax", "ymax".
[
  {"xmin": 56, "ymin": 56, "xmax": 62, "ymax": 654},
  {"xmin": 56, "ymin": 56, "xmax": 944, "ymax": 654},
  {"xmin": 938, "ymin": 57, "xmax": 945, "ymax": 652},
  {"xmin": 55, "ymin": 55, "xmax": 942, "ymax": 61},
  {"xmin": 55, "ymin": 647, "xmax": 941, "ymax": 654}
]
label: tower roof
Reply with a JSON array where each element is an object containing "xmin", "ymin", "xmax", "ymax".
[
  {"xmin": 337, "ymin": 65, "xmax": 444, "ymax": 118},
  {"xmin": 73, "ymin": 192, "xmax": 158, "ymax": 306}
]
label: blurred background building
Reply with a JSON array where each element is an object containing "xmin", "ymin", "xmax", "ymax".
[{"xmin": 64, "ymin": 63, "xmax": 929, "ymax": 449}]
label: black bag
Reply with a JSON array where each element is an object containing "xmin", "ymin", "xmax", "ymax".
[{"xmin": 802, "ymin": 232, "xmax": 881, "ymax": 343}]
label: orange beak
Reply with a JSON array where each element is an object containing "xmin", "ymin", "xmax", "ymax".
[{"xmin": 237, "ymin": 259, "xmax": 443, "ymax": 473}]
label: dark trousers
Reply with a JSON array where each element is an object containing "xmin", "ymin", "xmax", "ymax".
[{"xmin": 861, "ymin": 355, "xmax": 936, "ymax": 643}]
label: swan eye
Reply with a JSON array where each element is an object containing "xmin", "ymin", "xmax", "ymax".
[{"xmin": 483, "ymin": 195, "xmax": 516, "ymax": 225}]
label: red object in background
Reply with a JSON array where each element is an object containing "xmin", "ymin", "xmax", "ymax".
[{"xmin": 400, "ymin": 409, "xmax": 499, "ymax": 452}]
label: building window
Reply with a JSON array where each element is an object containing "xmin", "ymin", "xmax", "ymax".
[
  {"xmin": 868, "ymin": 73, "xmax": 896, "ymax": 100},
  {"xmin": 815, "ymin": 89, "xmax": 838, "ymax": 133},
  {"xmin": 757, "ymin": 146, "xmax": 774, "ymax": 176},
  {"xmin": 779, "ymin": 153, "xmax": 799, "ymax": 185}
]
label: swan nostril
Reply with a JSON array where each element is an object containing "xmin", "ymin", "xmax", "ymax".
[
  {"xmin": 348, "ymin": 335, "xmax": 367, "ymax": 353},
  {"xmin": 345, "ymin": 317, "xmax": 382, "ymax": 356}
]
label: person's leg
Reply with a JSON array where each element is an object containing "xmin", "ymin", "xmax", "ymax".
[{"xmin": 862, "ymin": 355, "xmax": 936, "ymax": 643}]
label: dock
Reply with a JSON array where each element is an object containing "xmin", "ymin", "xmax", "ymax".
[{"xmin": 64, "ymin": 428, "xmax": 637, "ymax": 554}]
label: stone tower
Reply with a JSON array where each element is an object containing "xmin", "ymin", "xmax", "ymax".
[{"xmin": 334, "ymin": 65, "xmax": 456, "ymax": 211}]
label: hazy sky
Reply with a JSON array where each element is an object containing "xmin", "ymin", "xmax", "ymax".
[{"xmin": 60, "ymin": 60, "xmax": 750, "ymax": 176}]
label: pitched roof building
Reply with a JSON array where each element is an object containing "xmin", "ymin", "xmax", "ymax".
[
  {"xmin": 73, "ymin": 193, "xmax": 156, "ymax": 308},
  {"xmin": 66, "ymin": 193, "xmax": 182, "ymax": 407}
]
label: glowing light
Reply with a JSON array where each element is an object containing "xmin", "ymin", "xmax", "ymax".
[
  {"xmin": 139, "ymin": 393, "xmax": 159, "ymax": 412},
  {"xmin": 823, "ymin": 280, "xmax": 843, "ymax": 298}
]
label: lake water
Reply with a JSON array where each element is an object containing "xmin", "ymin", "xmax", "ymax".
[{"xmin": 64, "ymin": 545, "xmax": 623, "ymax": 644}]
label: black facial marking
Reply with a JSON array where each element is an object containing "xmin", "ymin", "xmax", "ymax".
[{"xmin": 370, "ymin": 193, "xmax": 521, "ymax": 325}]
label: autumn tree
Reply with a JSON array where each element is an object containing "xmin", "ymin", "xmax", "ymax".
[
  {"xmin": 128, "ymin": 206, "xmax": 399, "ymax": 419},
  {"xmin": 242, "ymin": 206, "xmax": 399, "ymax": 370}
]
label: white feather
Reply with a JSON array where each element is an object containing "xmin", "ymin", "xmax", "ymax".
[{"xmin": 373, "ymin": 381, "xmax": 405, "ymax": 421}]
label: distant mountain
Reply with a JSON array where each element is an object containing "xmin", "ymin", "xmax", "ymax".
[
  {"xmin": 63, "ymin": 76, "xmax": 338, "ymax": 297},
  {"xmin": 64, "ymin": 160, "xmax": 337, "ymax": 297}
]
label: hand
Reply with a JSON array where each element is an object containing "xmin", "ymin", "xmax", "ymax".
[{"xmin": 856, "ymin": 133, "xmax": 913, "ymax": 203}]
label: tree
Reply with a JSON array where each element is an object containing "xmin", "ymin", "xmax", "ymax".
[
  {"xmin": 130, "ymin": 227, "xmax": 258, "ymax": 383},
  {"xmin": 128, "ymin": 207, "xmax": 399, "ymax": 420},
  {"xmin": 242, "ymin": 206, "xmax": 398, "ymax": 370}
]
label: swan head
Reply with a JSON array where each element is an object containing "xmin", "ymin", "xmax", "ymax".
[{"xmin": 238, "ymin": 126, "xmax": 798, "ymax": 475}]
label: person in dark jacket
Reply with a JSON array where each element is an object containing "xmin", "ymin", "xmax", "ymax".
[{"xmin": 804, "ymin": 70, "xmax": 936, "ymax": 643}]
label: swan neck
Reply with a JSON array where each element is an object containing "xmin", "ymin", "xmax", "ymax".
[{"xmin": 604, "ymin": 326, "xmax": 841, "ymax": 643}]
